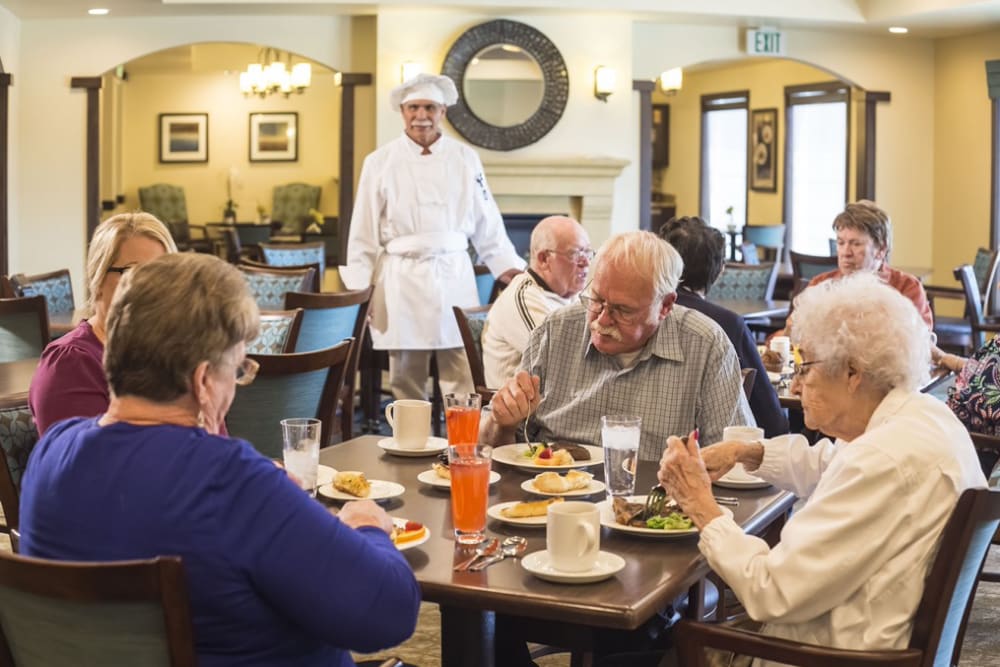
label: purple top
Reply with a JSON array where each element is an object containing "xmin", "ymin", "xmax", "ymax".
[{"xmin": 28, "ymin": 320, "xmax": 107, "ymax": 436}]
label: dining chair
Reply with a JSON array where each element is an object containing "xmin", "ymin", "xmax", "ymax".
[
  {"xmin": 285, "ymin": 288, "xmax": 373, "ymax": 440},
  {"xmin": 237, "ymin": 263, "xmax": 319, "ymax": 310},
  {"xmin": 271, "ymin": 182, "xmax": 321, "ymax": 235},
  {"xmin": 0, "ymin": 295, "xmax": 49, "ymax": 363},
  {"xmin": 473, "ymin": 264, "xmax": 503, "ymax": 305},
  {"xmin": 452, "ymin": 304, "xmax": 494, "ymax": 402},
  {"xmin": 0, "ymin": 552, "xmax": 196, "ymax": 666},
  {"xmin": 742, "ymin": 224, "xmax": 785, "ymax": 263},
  {"xmin": 740, "ymin": 368, "xmax": 757, "ymax": 400},
  {"xmin": 954, "ymin": 264, "xmax": 1000, "ymax": 352},
  {"xmin": 226, "ymin": 339, "xmax": 352, "ymax": 457},
  {"xmin": 0, "ymin": 396, "xmax": 38, "ymax": 550},
  {"xmin": 138, "ymin": 183, "xmax": 212, "ymax": 254},
  {"xmin": 928, "ymin": 250, "xmax": 1000, "ymax": 354},
  {"xmin": 8, "ymin": 268, "xmax": 75, "ymax": 320},
  {"xmin": 711, "ymin": 262, "xmax": 779, "ymax": 301},
  {"xmin": 789, "ymin": 250, "xmax": 838, "ymax": 285},
  {"xmin": 676, "ymin": 486, "xmax": 1000, "ymax": 667},
  {"xmin": 246, "ymin": 308, "xmax": 304, "ymax": 354},
  {"xmin": 259, "ymin": 241, "xmax": 327, "ymax": 278}
]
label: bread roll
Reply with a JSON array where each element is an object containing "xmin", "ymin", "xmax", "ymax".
[
  {"xmin": 432, "ymin": 462, "xmax": 451, "ymax": 480},
  {"xmin": 500, "ymin": 497, "xmax": 564, "ymax": 518},
  {"xmin": 533, "ymin": 470, "xmax": 592, "ymax": 493},
  {"xmin": 333, "ymin": 471, "xmax": 371, "ymax": 498}
]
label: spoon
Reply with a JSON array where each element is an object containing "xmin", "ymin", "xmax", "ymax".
[
  {"xmin": 470, "ymin": 536, "xmax": 528, "ymax": 571},
  {"xmin": 453, "ymin": 537, "xmax": 499, "ymax": 572}
]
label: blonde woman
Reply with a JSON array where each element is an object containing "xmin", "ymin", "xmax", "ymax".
[{"xmin": 28, "ymin": 212, "xmax": 177, "ymax": 434}]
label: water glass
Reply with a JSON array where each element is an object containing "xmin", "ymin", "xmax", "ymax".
[
  {"xmin": 601, "ymin": 415, "xmax": 641, "ymax": 497},
  {"xmin": 448, "ymin": 443, "xmax": 492, "ymax": 544},
  {"xmin": 445, "ymin": 393, "xmax": 482, "ymax": 445},
  {"xmin": 281, "ymin": 418, "xmax": 321, "ymax": 496}
]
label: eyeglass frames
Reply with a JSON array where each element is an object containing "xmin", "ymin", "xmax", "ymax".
[
  {"xmin": 546, "ymin": 248, "xmax": 595, "ymax": 264},
  {"xmin": 235, "ymin": 358, "xmax": 260, "ymax": 387},
  {"xmin": 579, "ymin": 293, "xmax": 649, "ymax": 325},
  {"xmin": 793, "ymin": 360, "xmax": 824, "ymax": 379}
]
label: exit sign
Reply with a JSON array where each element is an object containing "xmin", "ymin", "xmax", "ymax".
[{"xmin": 746, "ymin": 28, "xmax": 786, "ymax": 56}]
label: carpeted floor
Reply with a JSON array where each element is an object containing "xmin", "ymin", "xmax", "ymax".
[{"xmin": 353, "ymin": 548, "xmax": 1000, "ymax": 667}]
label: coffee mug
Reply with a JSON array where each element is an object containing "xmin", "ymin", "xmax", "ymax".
[
  {"xmin": 769, "ymin": 336, "xmax": 791, "ymax": 366},
  {"xmin": 722, "ymin": 426, "xmax": 765, "ymax": 480},
  {"xmin": 547, "ymin": 501, "xmax": 600, "ymax": 572},
  {"xmin": 384, "ymin": 399, "xmax": 431, "ymax": 449}
]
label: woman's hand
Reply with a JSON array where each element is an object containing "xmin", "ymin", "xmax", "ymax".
[
  {"xmin": 338, "ymin": 500, "xmax": 394, "ymax": 534},
  {"xmin": 489, "ymin": 371, "xmax": 541, "ymax": 428},
  {"xmin": 657, "ymin": 432, "xmax": 722, "ymax": 530},
  {"xmin": 700, "ymin": 441, "xmax": 743, "ymax": 480}
]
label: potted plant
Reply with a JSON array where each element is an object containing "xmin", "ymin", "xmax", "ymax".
[{"xmin": 725, "ymin": 205, "xmax": 736, "ymax": 232}]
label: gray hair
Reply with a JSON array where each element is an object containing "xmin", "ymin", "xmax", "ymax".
[
  {"xmin": 592, "ymin": 231, "xmax": 683, "ymax": 300},
  {"xmin": 790, "ymin": 272, "xmax": 930, "ymax": 393},
  {"xmin": 104, "ymin": 253, "xmax": 260, "ymax": 402},
  {"xmin": 84, "ymin": 212, "xmax": 178, "ymax": 318}
]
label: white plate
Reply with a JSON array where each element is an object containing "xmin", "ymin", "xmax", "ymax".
[
  {"xmin": 487, "ymin": 501, "xmax": 550, "ymax": 527},
  {"xmin": 316, "ymin": 464, "xmax": 336, "ymax": 487},
  {"xmin": 492, "ymin": 443, "xmax": 604, "ymax": 471},
  {"xmin": 520, "ymin": 476, "xmax": 606, "ymax": 498},
  {"xmin": 318, "ymin": 479, "xmax": 405, "ymax": 502},
  {"xmin": 713, "ymin": 475, "xmax": 771, "ymax": 490},
  {"xmin": 597, "ymin": 496, "xmax": 732, "ymax": 538},
  {"xmin": 417, "ymin": 469, "xmax": 501, "ymax": 490},
  {"xmin": 521, "ymin": 550, "xmax": 626, "ymax": 584},
  {"xmin": 392, "ymin": 517, "xmax": 430, "ymax": 552},
  {"xmin": 766, "ymin": 371, "xmax": 782, "ymax": 384},
  {"xmin": 377, "ymin": 436, "xmax": 449, "ymax": 458}
]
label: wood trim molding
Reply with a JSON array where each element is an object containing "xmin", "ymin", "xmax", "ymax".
[
  {"xmin": 0, "ymin": 72, "xmax": 10, "ymax": 278},
  {"xmin": 855, "ymin": 91, "xmax": 890, "ymax": 201},
  {"xmin": 72, "ymin": 76, "xmax": 103, "ymax": 240},
  {"xmin": 633, "ymin": 79, "xmax": 654, "ymax": 231},
  {"xmin": 335, "ymin": 72, "xmax": 372, "ymax": 265},
  {"xmin": 992, "ymin": 98, "xmax": 999, "ymax": 250}
]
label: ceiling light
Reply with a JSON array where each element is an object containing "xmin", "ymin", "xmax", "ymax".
[
  {"xmin": 240, "ymin": 48, "xmax": 310, "ymax": 98},
  {"xmin": 888, "ymin": 26, "xmax": 908, "ymax": 34},
  {"xmin": 88, "ymin": 8, "xmax": 109, "ymax": 15},
  {"xmin": 659, "ymin": 67, "xmax": 683, "ymax": 95}
]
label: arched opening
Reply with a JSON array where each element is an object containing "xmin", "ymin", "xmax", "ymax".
[{"xmin": 0, "ymin": 55, "xmax": 10, "ymax": 278}]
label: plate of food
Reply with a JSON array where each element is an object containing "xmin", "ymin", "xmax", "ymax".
[
  {"xmin": 377, "ymin": 436, "xmax": 449, "ymax": 458},
  {"xmin": 318, "ymin": 471, "xmax": 405, "ymax": 502},
  {"xmin": 492, "ymin": 442, "xmax": 603, "ymax": 472},
  {"xmin": 487, "ymin": 498, "xmax": 564, "ymax": 527},
  {"xmin": 521, "ymin": 470, "xmax": 606, "ymax": 497},
  {"xmin": 417, "ymin": 460, "xmax": 501, "ymax": 490},
  {"xmin": 597, "ymin": 495, "xmax": 732, "ymax": 538},
  {"xmin": 316, "ymin": 464, "xmax": 337, "ymax": 487},
  {"xmin": 390, "ymin": 518, "xmax": 430, "ymax": 551}
]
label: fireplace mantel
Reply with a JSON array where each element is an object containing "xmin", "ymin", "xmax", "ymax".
[{"xmin": 483, "ymin": 157, "xmax": 629, "ymax": 239}]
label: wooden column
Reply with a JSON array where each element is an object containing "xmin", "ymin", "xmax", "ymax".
[
  {"xmin": 335, "ymin": 72, "xmax": 372, "ymax": 265},
  {"xmin": 855, "ymin": 91, "xmax": 890, "ymax": 201},
  {"xmin": 71, "ymin": 76, "xmax": 102, "ymax": 240},
  {"xmin": 0, "ymin": 71, "xmax": 11, "ymax": 278},
  {"xmin": 633, "ymin": 79, "xmax": 655, "ymax": 231}
]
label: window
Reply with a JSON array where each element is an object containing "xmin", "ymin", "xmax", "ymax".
[
  {"xmin": 784, "ymin": 82, "xmax": 850, "ymax": 255},
  {"xmin": 700, "ymin": 91, "xmax": 748, "ymax": 233}
]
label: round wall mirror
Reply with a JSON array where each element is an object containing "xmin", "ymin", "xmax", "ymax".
[{"xmin": 442, "ymin": 19, "xmax": 569, "ymax": 151}]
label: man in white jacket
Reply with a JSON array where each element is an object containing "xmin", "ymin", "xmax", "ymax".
[{"xmin": 340, "ymin": 73, "xmax": 524, "ymax": 401}]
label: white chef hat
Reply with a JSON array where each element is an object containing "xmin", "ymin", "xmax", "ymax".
[{"xmin": 389, "ymin": 73, "xmax": 459, "ymax": 110}]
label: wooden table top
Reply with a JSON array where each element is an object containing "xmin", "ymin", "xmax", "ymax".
[
  {"xmin": 0, "ymin": 357, "xmax": 38, "ymax": 408},
  {"xmin": 707, "ymin": 298, "xmax": 789, "ymax": 320},
  {"xmin": 319, "ymin": 436, "xmax": 795, "ymax": 631}
]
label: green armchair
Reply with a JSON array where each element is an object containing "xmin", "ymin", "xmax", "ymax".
[
  {"xmin": 272, "ymin": 182, "xmax": 321, "ymax": 235},
  {"xmin": 137, "ymin": 183, "xmax": 212, "ymax": 253}
]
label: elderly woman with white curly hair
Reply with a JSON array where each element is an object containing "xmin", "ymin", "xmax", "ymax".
[{"xmin": 656, "ymin": 272, "xmax": 986, "ymax": 665}]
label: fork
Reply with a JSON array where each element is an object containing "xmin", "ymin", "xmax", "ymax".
[{"xmin": 644, "ymin": 485, "xmax": 739, "ymax": 519}]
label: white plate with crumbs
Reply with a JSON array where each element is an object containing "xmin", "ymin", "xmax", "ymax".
[{"xmin": 318, "ymin": 479, "xmax": 405, "ymax": 502}]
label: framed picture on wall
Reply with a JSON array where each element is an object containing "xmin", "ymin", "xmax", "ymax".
[
  {"xmin": 652, "ymin": 103, "xmax": 669, "ymax": 169},
  {"xmin": 158, "ymin": 113, "xmax": 208, "ymax": 163},
  {"xmin": 749, "ymin": 108, "xmax": 778, "ymax": 192},
  {"xmin": 249, "ymin": 112, "xmax": 298, "ymax": 162}
]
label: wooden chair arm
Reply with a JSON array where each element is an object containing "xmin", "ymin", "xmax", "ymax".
[
  {"xmin": 924, "ymin": 284, "xmax": 964, "ymax": 299},
  {"xmin": 675, "ymin": 620, "xmax": 923, "ymax": 667}
]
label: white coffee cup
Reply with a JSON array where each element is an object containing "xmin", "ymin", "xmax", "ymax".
[
  {"xmin": 722, "ymin": 426, "xmax": 765, "ymax": 481},
  {"xmin": 384, "ymin": 399, "xmax": 431, "ymax": 449},
  {"xmin": 546, "ymin": 501, "xmax": 600, "ymax": 572},
  {"xmin": 769, "ymin": 336, "xmax": 791, "ymax": 367}
]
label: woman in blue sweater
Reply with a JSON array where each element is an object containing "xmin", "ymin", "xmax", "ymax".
[{"xmin": 19, "ymin": 253, "xmax": 421, "ymax": 666}]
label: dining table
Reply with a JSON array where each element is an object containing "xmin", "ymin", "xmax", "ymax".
[
  {"xmin": 706, "ymin": 298, "xmax": 789, "ymax": 320},
  {"xmin": 0, "ymin": 357, "xmax": 38, "ymax": 408},
  {"xmin": 318, "ymin": 435, "xmax": 796, "ymax": 667}
]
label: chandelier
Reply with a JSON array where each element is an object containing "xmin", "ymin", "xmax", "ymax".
[{"xmin": 239, "ymin": 48, "xmax": 311, "ymax": 98}]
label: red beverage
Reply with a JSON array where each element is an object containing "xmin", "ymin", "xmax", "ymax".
[
  {"xmin": 446, "ymin": 406, "xmax": 481, "ymax": 445},
  {"xmin": 449, "ymin": 453, "xmax": 491, "ymax": 543}
]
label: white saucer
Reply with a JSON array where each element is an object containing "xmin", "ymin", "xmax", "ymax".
[
  {"xmin": 766, "ymin": 371, "xmax": 782, "ymax": 384},
  {"xmin": 417, "ymin": 469, "xmax": 501, "ymax": 490},
  {"xmin": 713, "ymin": 475, "xmax": 771, "ymax": 490},
  {"xmin": 377, "ymin": 436, "xmax": 448, "ymax": 458},
  {"xmin": 520, "ymin": 477, "xmax": 606, "ymax": 498},
  {"xmin": 487, "ymin": 501, "xmax": 549, "ymax": 527},
  {"xmin": 392, "ymin": 518, "xmax": 430, "ymax": 552},
  {"xmin": 318, "ymin": 479, "xmax": 405, "ymax": 502},
  {"xmin": 521, "ymin": 550, "xmax": 626, "ymax": 584},
  {"xmin": 316, "ymin": 464, "xmax": 336, "ymax": 487}
]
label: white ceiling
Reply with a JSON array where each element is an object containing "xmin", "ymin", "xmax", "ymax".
[{"xmin": 3, "ymin": 0, "xmax": 1000, "ymax": 37}]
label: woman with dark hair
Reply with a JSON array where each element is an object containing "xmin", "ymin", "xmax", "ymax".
[{"xmin": 660, "ymin": 216, "xmax": 787, "ymax": 436}]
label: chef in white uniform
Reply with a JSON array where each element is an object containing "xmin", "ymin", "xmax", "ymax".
[{"xmin": 340, "ymin": 73, "xmax": 525, "ymax": 400}]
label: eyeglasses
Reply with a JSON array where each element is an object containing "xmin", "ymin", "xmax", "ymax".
[
  {"xmin": 106, "ymin": 265, "xmax": 133, "ymax": 275},
  {"xmin": 547, "ymin": 248, "xmax": 595, "ymax": 264},
  {"xmin": 793, "ymin": 360, "xmax": 825, "ymax": 379},
  {"xmin": 235, "ymin": 358, "xmax": 260, "ymax": 387},
  {"xmin": 579, "ymin": 293, "xmax": 648, "ymax": 325}
]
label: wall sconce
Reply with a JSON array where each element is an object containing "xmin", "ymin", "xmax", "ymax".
[
  {"xmin": 594, "ymin": 65, "xmax": 616, "ymax": 102},
  {"xmin": 659, "ymin": 67, "xmax": 683, "ymax": 95},
  {"xmin": 401, "ymin": 61, "xmax": 423, "ymax": 83}
]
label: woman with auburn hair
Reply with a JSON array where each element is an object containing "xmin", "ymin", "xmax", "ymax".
[{"xmin": 28, "ymin": 212, "xmax": 177, "ymax": 434}]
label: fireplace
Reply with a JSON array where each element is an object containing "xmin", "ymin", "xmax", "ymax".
[{"xmin": 502, "ymin": 213, "xmax": 565, "ymax": 258}]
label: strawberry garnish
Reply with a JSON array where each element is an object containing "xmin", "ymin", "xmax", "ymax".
[
  {"xmin": 538, "ymin": 446, "xmax": 553, "ymax": 459},
  {"xmin": 403, "ymin": 521, "xmax": 424, "ymax": 532}
]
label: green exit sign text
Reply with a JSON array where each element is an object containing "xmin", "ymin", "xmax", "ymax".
[{"xmin": 746, "ymin": 28, "xmax": 787, "ymax": 56}]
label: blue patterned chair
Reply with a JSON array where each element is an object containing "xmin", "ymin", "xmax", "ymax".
[
  {"xmin": 452, "ymin": 304, "xmax": 493, "ymax": 401},
  {"xmin": 710, "ymin": 262, "xmax": 779, "ymax": 301},
  {"xmin": 226, "ymin": 340, "xmax": 353, "ymax": 456},
  {"xmin": 271, "ymin": 183, "xmax": 321, "ymax": 235},
  {"xmin": 259, "ymin": 241, "xmax": 326, "ymax": 277},
  {"xmin": 10, "ymin": 269, "xmax": 74, "ymax": 320},
  {"xmin": 0, "ymin": 401, "xmax": 39, "ymax": 542},
  {"xmin": 246, "ymin": 309, "xmax": 303, "ymax": 354},
  {"xmin": 285, "ymin": 288, "xmax": 372, "ymax": 440},
  {"xmin": 237, "ymin": 264, "xmax": 318, "ymax": 310},
  {"xmin": 138, "ymin": 183, "xmax": 212, "ymax": 253},
  {"xmin": 0, "ymin": 295, "xmax": 49, "ymax": 362}
]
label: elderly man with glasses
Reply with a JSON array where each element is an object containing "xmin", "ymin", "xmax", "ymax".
[
  {"xmin": 482, "ymin": 230, "xmax": 754, "ymax": 461},
  {"xmin": 482, "ymin": 215, "xmax": 592, "ymax": 387}
]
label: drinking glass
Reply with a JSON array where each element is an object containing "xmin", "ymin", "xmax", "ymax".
[
  {"xmin": 601, "ymin": 415, "xmax": 641, "ymax": 497},
  {"xmin": 448, "ymin": 443, "xmax": 492, "ymax": 544},
  {"xmin": 281, "ymin": 418, "xmax": 321, "ymax": 496},
  {"xmin": 445, "ymin": 393, "xmax": 482, "ymax": 445}
]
